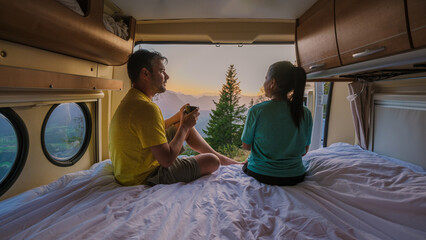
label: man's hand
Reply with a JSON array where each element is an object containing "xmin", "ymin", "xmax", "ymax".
[
  {"xmin": 179, "ymin": 104, "xmax": 187, "ymax": 116},
  {"xmin": 165, "ymin": 104, "xmax": 190, "ymax": 129},
  {"xmin": 151, "ymin": 105, "xmax": 199, "ymax": 168},
  {"xmin": 180, "ymin": 106, "xmax": 199, "ymax": 130}
]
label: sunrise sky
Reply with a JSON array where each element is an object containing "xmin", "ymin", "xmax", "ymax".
[{"xmin": 137, "ymin": 44, "xmax": 296, "ymax": 96}]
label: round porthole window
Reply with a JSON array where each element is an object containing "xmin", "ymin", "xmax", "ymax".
[
  {"xmin": 41, "ymin": 103, "xmax": 91, "ymax": 166},
  {"xmin": 0, "ymin": 108, "xmax": 29, "ymax": 196}
]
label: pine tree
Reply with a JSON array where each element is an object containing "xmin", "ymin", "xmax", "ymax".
[
  {"xmin": 204, "ymin": 65, "xmax": 247, "ymax": 150},
  {"xmin": 249, "ymin": 87, "xmax": 267, "ymax": 109},
  {"xmin": 255, "ymin": 87, "xmax": 267, "ymax": 104}
]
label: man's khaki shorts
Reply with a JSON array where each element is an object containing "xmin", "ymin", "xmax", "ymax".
[{"xmin": 145, "ymin": 124, "xmax": 201, "ymax": 186}]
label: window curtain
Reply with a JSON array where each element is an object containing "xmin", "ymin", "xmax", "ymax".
[{"xmin": 347, "ymin": 80, "xmax": 373, "ymax": 149}]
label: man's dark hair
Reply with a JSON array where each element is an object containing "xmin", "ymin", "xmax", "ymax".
[{"xmin": 127, "ymin": 49, "xmax": 168, "ymax": 83}]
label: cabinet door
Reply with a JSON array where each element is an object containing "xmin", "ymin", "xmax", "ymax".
[
  {"xmin": 407, "ymin": 0, "xmax": 426, "ymax": 49},
  {"xmin": 336, "ymin": 0, "xmax": 411, "ymax": 65},
  {"xmin": 296, "ymin": 0, "xmax": 340, "ymax": 73},
  {"xmin": 0, "ymin": 0, "xmax": 135, "ymax": 66}
]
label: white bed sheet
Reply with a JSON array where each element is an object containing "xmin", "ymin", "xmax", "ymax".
[{"xmin": 0, "ymin": 143, "xmax": 425, "ymax": 240}]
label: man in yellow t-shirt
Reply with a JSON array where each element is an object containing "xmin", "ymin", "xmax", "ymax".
[{"xmin": 109, "ymin": 49, "xmax": 240, "ymax": 186}]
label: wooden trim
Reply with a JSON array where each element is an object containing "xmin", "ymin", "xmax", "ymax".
[
  {"xmin": 0, "ymin": 91, "xmax": 104, "ymax": 107},
  {"xmin": 307, "ymin": 78, "xmax": 354, "ymax": 82},
  {"xmin": 0, "ymin": 65, "xmax": 123, "ymax": 91},
  {"xmin": 135, "ymin": 19, "xmax": 295, "ymax": 43}
]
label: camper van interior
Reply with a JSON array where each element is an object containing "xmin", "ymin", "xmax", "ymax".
[{"xmin": 0, "ymin": 0, "xmax": 425, "ymax": 239}]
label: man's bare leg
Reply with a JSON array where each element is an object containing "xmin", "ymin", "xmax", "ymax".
[
  {"xmin": 193, "ymin": 153, "xmax": 220, "ymax": 175},
  {"xmin": 185, "ymin": 127, "xmax": 241, "ymax": 165}
]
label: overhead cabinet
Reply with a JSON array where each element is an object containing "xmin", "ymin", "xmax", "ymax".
[
  {"xmin": 297, "ymin": 0, "xmax": 425, "ymax": 74},
  {"xmin": 296, "ymin": 0, "xmax": 340, "ymax": 73},
  {"xmin": 407, "ymin": 0, "xmax": 426, "ymax": 49},
  {"xmin": 0, "ymin": 0, "xmax": 135, "ymax": 66},
  {"xmin": 335, "ymin": 0, "xmax": 411, "ymax": 65}
]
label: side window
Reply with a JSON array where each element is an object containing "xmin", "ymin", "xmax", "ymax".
[
  {"xmin": 41, "ymin": 103, "xmax": 91, "ymax": 166},
  {"xmin": 0, "ymin": 108, "xmax": 29, "ymax": 196},
  {"xmin": 310, "ymin": 82, "xmax": 331, "ymax": 150}
]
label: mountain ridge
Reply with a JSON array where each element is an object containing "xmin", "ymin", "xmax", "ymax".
[
  {"xmin": 153, "ymin": 90, "xmax": 260, "ymax": 137},
  {"xmin": 154, "ymin": 90, "xmax": 257, "ymax": 117}
]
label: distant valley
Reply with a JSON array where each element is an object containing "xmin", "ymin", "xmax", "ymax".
[{"xmin": 153, "ymin": 91, "xmax": 258, "ymax": 137}]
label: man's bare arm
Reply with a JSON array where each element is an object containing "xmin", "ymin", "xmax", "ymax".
[
  {"xmin": 150, "ymin": 127, "xmax": 189, "ymax": 167},
  {"xmin": 164, "ymin": 104, "xmax": 187, "ymax": 129},
  {"xmin": 151, "ymin": 109, "xmax": 199, "ymax": 167}
]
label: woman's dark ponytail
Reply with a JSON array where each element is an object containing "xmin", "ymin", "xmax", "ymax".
[
  {"xmin": 268, "ymin": 61, "xmax": 307, "ymax": 128},
  {"xmin": 289, "ymin": 67, "xmax": 307, "ymax": 128}
]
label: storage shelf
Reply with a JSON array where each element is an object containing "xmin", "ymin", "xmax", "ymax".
[
  {"xmin": 0, "ymin": 65, "xmax": 123, "ymax": 91},
  {"xmin": 0, "ymin": 0, "xmax": 135, "ymax": 66}
]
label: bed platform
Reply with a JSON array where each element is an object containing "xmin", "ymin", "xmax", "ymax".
[{"xmin": 0, "ymin": 143, "xmax": 425, "ymax": 239}]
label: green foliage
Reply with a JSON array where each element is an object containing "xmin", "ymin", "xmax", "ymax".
[
  {"xmin": 249, "ymin": 87, "xmax": 267, "ymax": 109},
  {"xmin": 44, "ymin": 115, "xmax": 85, "ymax": 158},
  {"xmin": 248, "ymin": 98, "xmax": 255, "ymax": 108},
  {"xmin": 323, "ymin": 82, "xmax": 331, "ymax": 95},
  {"xmin": 203, "ymin": 65, "xmax": 247, "ymax": 150},
  {"xmin": 0, "ymin": 138, "xmax": 17, "ymax": 180},
  {"xmin": 217, "ymin": 144, "xmax": 240, "ymax": 157},
  {"xmin": 181, "ymin": 146, "xmax": 199, "ymax": 156},
  {"xmin": 323, "ymin": 82, "xmax": 331, "ymax": 119},
  {"xmin": 217, "ymin": 144, "xmax": 249, "ymax": 162},
  {"xmin": 254, "ymin": 86, "xmax": 267, "ymax": 105}
]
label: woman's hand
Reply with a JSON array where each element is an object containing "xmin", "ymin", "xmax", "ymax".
[{"xmin": 242, "ymin": 142, "xmax": 251, "ymax": 151}]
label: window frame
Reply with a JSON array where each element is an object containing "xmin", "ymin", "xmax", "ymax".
[
  {"xmin": 0, "ymin": 108, "xmax": 29, "ymax": 197},
  {"xmin": 41, "ymin": 102, "xmax": 92, "ymax": 167},
  {"xmin": 322, "ymin": 82, "xmax": 333, "ymax": 147}
]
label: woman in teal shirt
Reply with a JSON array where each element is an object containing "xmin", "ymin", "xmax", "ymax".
[{"xmin": 241, "ymin": 61, "xmax": 313, "ymax": 186}]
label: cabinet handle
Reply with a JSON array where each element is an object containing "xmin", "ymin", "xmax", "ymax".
[
  {"xmin": 309, "ymin": 63, "xmax": 325, "ymax": 70},
  {"xmin": 352, "ymin": 47, "xmax": 385, "ymax": 58}
]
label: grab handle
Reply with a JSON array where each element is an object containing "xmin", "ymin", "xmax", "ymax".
[
  {"xmin": 309, "ymin": 63, "xmax": 325, "ymax": 70},
  {"xmin": 352, "ymin": 47, "xmax": 385, "ymax": 58}
]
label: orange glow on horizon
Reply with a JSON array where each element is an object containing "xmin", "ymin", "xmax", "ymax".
[
  {"xmin": 141, "ymin": 44, "xmax": 297, "ymax": 97},
  {"xmin": 166, "ymin": 85, "xmax": 259, "ymax": 97},
  {"xmin": 166, "ymin": 78, "xmax": 259, "ymax": 96},
  {"xmin": 168, "ymin": 87, "xmax": 219, "ymax": 96}
]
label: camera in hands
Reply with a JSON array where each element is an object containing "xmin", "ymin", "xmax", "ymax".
[{"xmin": 185, "ymin": 105, "xmax": 198, "ymax": 114}]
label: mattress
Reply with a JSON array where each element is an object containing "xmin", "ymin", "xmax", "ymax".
[{"xmin": 0, "ymin": 143, "xmax": 425, "ymax": 239}]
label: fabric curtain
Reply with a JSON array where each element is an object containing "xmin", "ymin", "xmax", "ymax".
[{"xmin": 347, "ymin": 81, "xmax": 373, "ymax": 149}]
